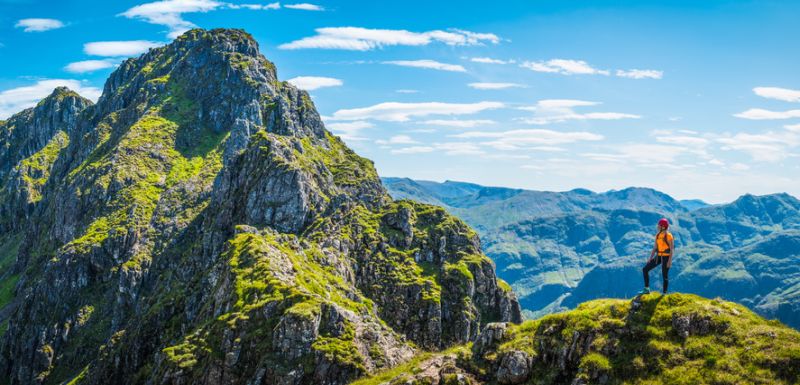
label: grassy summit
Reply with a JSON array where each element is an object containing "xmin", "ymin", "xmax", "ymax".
[{"xmin": 356, "ymin": 293, "xmax": 800, "ymax": 385}]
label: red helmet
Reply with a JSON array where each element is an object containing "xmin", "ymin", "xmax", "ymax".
[{"xmin": 658, "ymin": 218, "xmax": 669, "ymax": 229}]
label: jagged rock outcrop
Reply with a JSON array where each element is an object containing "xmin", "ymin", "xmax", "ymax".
[{"xmin": 0, "ymin": 28, "xmax": 519, "ymax": 385}]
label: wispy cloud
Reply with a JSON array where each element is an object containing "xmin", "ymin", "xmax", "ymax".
[
  {"xmin": 64, "ymin": 59, "xmax": 119, "ymax": 73},
  {"xmin": 325, "ymin": 120, "xmax": 373, "ymax": 141},
  {"xmin": 521, "ymin": 59, "xmax": 662, "ymax": 79},
  {"xmin": 716, "ymin": 131, "xmax": 800, "ymax": 162},
  {"xmin": 391, "ymin": 146, "xmax": 435, "ymax": 154},
  {"xmin": 229, "ymin": 2, "xmax": 280, "ymax": 10},
  {"xmin": 520, "ymin": 59, "xmax": 609, "ymax": 75},
  {"xmin": 390, "ymin": 141, "xmax": 485, "ymax": 156},
  {"xmin": 582, "ymin": 144, "xmax": 693, "ymax": 166},
  {"xmin": 15, "ymin": 18, "xmax": 64, "ymax": 32},
  {"xmin": 655, "ymin": 135, "xmax": 710, "ymax": 147},
  {"xmin": 616, "ymin": 69, "xmax": 663, "ymax": 79},
  {"xmin": 84, "ymin": 40, "xmax": 161, "ymax": 56},
  {"xmin": 286, "ymin": 76, "xmax": 343, "ymax": 90},
  {"xmin": 420, "ymin": 119, "xmax": 495, "ymax": 128},
  {"xmin": 650, "ymin": 128, "xmax": 799, "ymax": 164},
  {"xmin": 383, "ymin": 60, "xmax": 466, "ymax": 72},
  {"xmin": 451, "ymin": 128, "xmax": 603, "ymax": 149},
  {"xmin": 395, "ymin": 89, "xmax": 419, "ymax": 94},
  {"xmin": 735, "ymin": 87, "xmax": 800, "ymax": 119},
  {"xmin": 330, "ymin": 101, "xmax": 503, "ymax": 122},
  {"xmin": 468, "ymin": 82, "xmax": 525, "ymax": 90},
  {"xmin": 753, "ymin": 86, "xmax": 800, "ymax": 102},
  {"xmin": 284, "ymin": 3, "xmax": 324, "ymax": 11},
  {"xmin": 120, "ymin": 0, "xmax": 225, "ymax": 38},
  {"xmin": 518, "ymin": 99, "xmax": 640, "ymax": 125},
  {"xmin": 0, "ymin": 79, "xmax": 102, "ymax": 119},
  {"xmin": 734, "ymin": 108, "xmax": 800, "ymax": 120},
  {"xmin": 470, "ymin": 57, "xmax": 514, "ymax": 64},
  {"xmin": 279, "ymin": 27, "xmax": 499, "ymax": 50},
  {"xmin": 120, "ymin": 0, "xmax": 282, "ymax": 38},
  {"xmin": 376, "ymin": 135, "xmax": 418, "ymax": 145}
]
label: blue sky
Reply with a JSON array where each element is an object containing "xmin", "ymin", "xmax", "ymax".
[{"xmin": 1, "ymin": 0, "xmax": 799, "ymax": 203}]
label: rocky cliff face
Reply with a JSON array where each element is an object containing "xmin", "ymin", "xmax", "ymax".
[
  {"xmin": 0, "ymin": 87, "xmax": 93, "ymax": 230},
  {"xmin": 0, "ymin": 28, "xmax": 520, "ymax": 385}
]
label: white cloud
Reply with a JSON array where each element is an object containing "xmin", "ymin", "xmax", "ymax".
[
  {"xmin": 786, "ymin": 123, "xmax": 800, "ymax": 132},
  {"xmin": 284, "ymin": 3, "xmax": 324, "ymax": 10},
  {"xmin": 730, "ymin": 163, "xmax": 751, "ymax": 171},
  {"xmin": 388, "ymin": 141, "xmax": 484, "ymax": 156},
  {"xmin": 451, "ymin": 128, "xmax": 603, "ymax": 150},
  {"xmin": 470, "ymin": 57, "xmax": 514, "ymax": 64},
  {"xmin": 286, "ymin": 76, "xmax": 343, "ymax": 90},
  {"xmin": 395, "ymin": 89, "xmax": 419, "ymax": 94},
  {"xmin": 391, "ymin": 146, "xmax": 435, "ymax": 154},
  {"xmin": 278, "ymin": 27, "xmax": 499, "ymax": 50},
  {"xmin": 468, "ymin": 82, "xmax": 525, "ymax": 90},
  {"xmin": 231, "ymin": 2, "xmax": 280, "ymax": 10},
  {"xmin": 0, "ymin": 79, "xmax": 102, "ymax": 119},
  {"xmin": 518, "ymin": 99, "xmax": 640, "ymax": 125},
  {"xmin": 531, "ymin": 99, "xmax": 598, "ymax": 109},
  {"xmin": 64, "ymin": 59, "xmax": 118, "ymax": 73},
  {"xmin": 753, "ymin": 87, "xmax": 800, "ymax": 102},
  {"xmin": 716, "ymin": 131, "xmax": 800, "ymax": 162},
  {"xmin": 326, "ymin": 120, "xmax": 373, "ymax": 131},
  {"xmin": 520, "ymin": 59, "xmax": 609, "ymax": 75},
  {"xmin": 383, "ymin": 60, "xmax": 466, "ymax": 72},
  {"xmin": 436, "ymin": 142, "xmax": 484, "ymax": 155},
  {"xmin": 15, "ymin": 18, "xmax": 65, "ymax": 32},
  {"xmin": 120, "ymin": 0, "xmax": 225, "ymax": 38},
  {"xmin": 616, "ymin": 69, "xmax": 663, "ymax": 79},
  {"xmin": 733, "ymin": 108, "xmax": 800, "ymax": 120},
  {"xmin": 330, "ymin": 101, "xmax": 503, "ymax": 122},
  {"xmin": 585, "ymin": 144, "xmax": 692, "ymax": 165},
  {"xmin": 421, "ymin": 119, "xmax": 495, "ymax": 128},
  {"xmin": 84, "ymin": 40, "xmax": 161, "ymax": 57},
  {"xmin": 377, "ymin": 135, "xmax": 417, "ymax": 145},
  {"xmin": 325, "ymin": 120, "xmax": 373, "ymax": 141},
  {"xmin": 655, "ymin": 135, "xmax": 709, "ymax": 147}
]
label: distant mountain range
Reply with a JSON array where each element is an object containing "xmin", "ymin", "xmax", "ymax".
[{"xmin": 383, "ymin": 177, "xmax": 800, "ymax": 328}]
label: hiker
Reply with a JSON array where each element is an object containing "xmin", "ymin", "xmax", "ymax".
[{"xmin": 640, "ymin": 218, "xmax": 674, "ymax": 295}]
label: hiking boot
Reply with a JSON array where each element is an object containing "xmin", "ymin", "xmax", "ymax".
[{"xmin": 638, "ymin": 287, "xmax": 651, "ymax": 295}]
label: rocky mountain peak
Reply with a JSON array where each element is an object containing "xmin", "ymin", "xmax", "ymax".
[{"xmin": 0, "ymin": 28, "xmax": 520, "ymax": 385}]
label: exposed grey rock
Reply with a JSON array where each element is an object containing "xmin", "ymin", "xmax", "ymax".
[{"xmin": 496, "ymin": 350, "xmax": 531, "ymax": 384}]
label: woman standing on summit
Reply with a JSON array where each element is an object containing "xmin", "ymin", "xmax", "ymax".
[{"xmin": 640, "ymin": 218, "xmax": 674, "ymax": 295}]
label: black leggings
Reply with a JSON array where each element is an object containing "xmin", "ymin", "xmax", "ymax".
[{"xmin": 643, "ymin": 255, "xmax": 670, "ymax": 292}]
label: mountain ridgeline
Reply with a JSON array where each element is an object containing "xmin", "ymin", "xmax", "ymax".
[
  {"xmin": 0, "ymin": 29, "xmax": 521, "ymax": 385},
  {"xmin": 383, "ymin": 178, "xmax": 800, "ymax": 328}
]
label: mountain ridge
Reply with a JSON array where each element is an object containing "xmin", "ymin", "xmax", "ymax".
[
  {"xmin": 0, "ymin": 29, "xmax": 519, "ymax": 385},
  {"xmin": 356, "ymin": 293, "xmax": 800, "ymax": 385}
]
